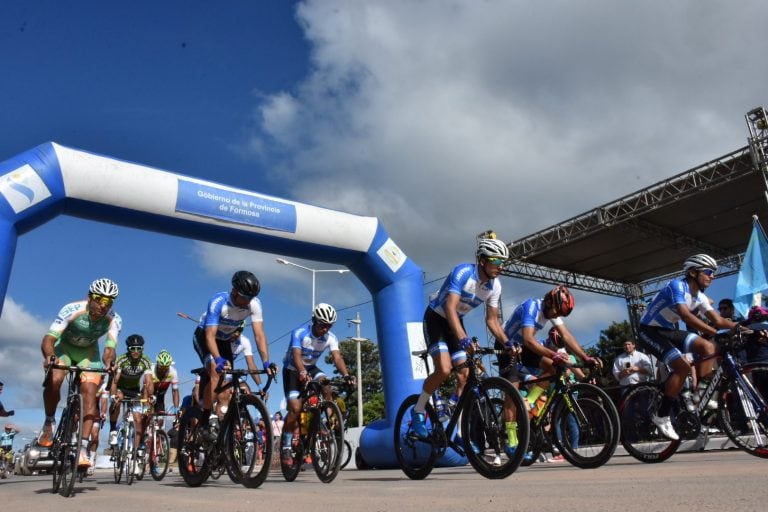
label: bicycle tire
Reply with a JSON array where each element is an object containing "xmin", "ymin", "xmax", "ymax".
[
  {"xmin": 112, "ymin": 431, "xmax": 123, "ymax": 483},
  {"xmin": 177, "ymin": 407, "xmax": 211, "ymax": 487},
  {"xmin": 718, "ymin": 363, "xmax": 768, "ymax": 458},
  {"xmin": 227, "ymin": 394, "xmax": 272, "ymax": 488},
  {"xmin": 126, "ymin": 422, "xmax": 136, "ymax": 485},
  {"xmin": 280, "ymin": 436, "xmax": 303, "ymax": 482},
  {"xmin": 393, "ymin": 393, "xmax": 440, "ymax": 480},
  {"xmin": 340, "ymin": 440, "xmax": 353, "ymax": 469},
  {"xmin": 620, "ymin": 384, "xmax": 680, "ymax": 463},
  {"xmin": 59, "ymin": 394, "xmax": 83, "ymax": 497},
  {"xmin": 311, "ymin": 399, "xmax": 344, "ymax": 483},
  {"xmin": 461, "ymin": 376, "xmax": 530, "ymax": 479},
  {"xmin": 149, "ymin": 429, "xmax": 170, "ymax": 481},
  {"xmin": 551, "ymin": 384, "xmax": 618, "ymax": 469},
  {"xmin": 51, "ymin": 416, "xmax": 67, "ymax": 493}
]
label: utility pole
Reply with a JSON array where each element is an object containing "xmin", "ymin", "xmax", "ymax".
[{"xmin": 347, "ymin": 312, "xmax": 367, "ymax": 427}]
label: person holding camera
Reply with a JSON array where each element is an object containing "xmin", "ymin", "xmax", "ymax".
[{"xmin": 612, "ymin": 339, "xmax": 654, "ymax": 394}]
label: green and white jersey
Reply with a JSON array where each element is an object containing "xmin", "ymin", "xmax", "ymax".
[{"xmin": 114, "ymin": 352, "xmax": 153, "ymax": 392}]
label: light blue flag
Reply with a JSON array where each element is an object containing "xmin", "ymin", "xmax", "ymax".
[{"xmin": 734, "ymin": 218, "xmax": 768, "ymax": 317}]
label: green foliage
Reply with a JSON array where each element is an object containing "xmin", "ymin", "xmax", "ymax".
[{"xmin": 324, "ymin": 337, "xmax": 383, "ymax": 427}]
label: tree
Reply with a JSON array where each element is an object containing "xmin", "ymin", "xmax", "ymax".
[{"xmin": 324, "ymin": 338, "xmax": 383, "ymax": 427}]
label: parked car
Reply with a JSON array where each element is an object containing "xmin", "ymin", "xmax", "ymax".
[{"xmin": 18, "ymin": 441, "xmax": 54, "ymax": 475}]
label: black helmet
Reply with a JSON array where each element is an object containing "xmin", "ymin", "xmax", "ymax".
[
  {"xmin": 126, "ymin": 334, "xmax": 145, "ymax": 348},
  {"xmin": 231, "ymin": 270, "xmax": 260, "ymax": 297}
]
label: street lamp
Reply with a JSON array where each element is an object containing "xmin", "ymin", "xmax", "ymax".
[
  {"xmin": 275, "ymin": 258, "xmax": 350, "ymax": 311},
  {"xmin": 347, "ymin": 312, "xmax": 367, "ymax": 427}
]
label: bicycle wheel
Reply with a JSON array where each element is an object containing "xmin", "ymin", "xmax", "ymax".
[
  {"xmin": 461, "ymin": 376, "xmax": 530, "ymax": 479},
  {"xmin": 149, "ymin": 429, "xmax": 170, "ymax": 481},
  {"xmin": 718, "ymin": 363, "xmax": 768, "ymax": 458},
  {"xmin": 125, "ymin": 423, "xmax": 136, "ymax": 485},
  {"xmin": 311, "ymin": 400, "xmax": 344, "ymax": 483},
  {"xmin": 177, "ymin": 407, "xmax": 211, "ymax": 487},
  {"xmin": 393, "ymin": 394, "xmax": 440, "ymax": 480},
  {"xmin": 112, "ymin": 430, "xmax": 123, "ymax": 483},
  {"xmin": 51, "ymin": 416, "xmax": 68, "ymax": 493},
  {"xmin": 134, "ymin": 435, "xmax": 146, "ymax": 481},
  {"xmin": 620, "ymin": 384, "xmax": 680, "ymax": 463},
  {"xmin": 551, "ymin": 383, "xmax": 618, "ymax": 469},
  {"xmin": 226, "ymin": 394, "xmax": 272, "ymax": 488},
  {"xmin": 280, "ymin": 436, "xmax": 303, "ymax": 482},
  {"xmin": 59, "ymin": 394, "xmax": 83, "ymax": 497},
  {"xmin": 340, "ymin": 439, "xmax": 353, "ymax": 469}
]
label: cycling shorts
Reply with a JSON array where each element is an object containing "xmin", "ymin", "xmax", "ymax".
[
  {"xmin": 637, "ymin": 325, "xmax": 697, "ymax": 366},
  {"xmin": 282, "ymin": 365, "xmax": 326, "ymax": 402},
  {"xmin": 52, "ymin": 351, "xmax": 105, "ymax": 385},
  {"xmin": 423, "ymin": 307, "xmax": 468, "ymax": 363}
]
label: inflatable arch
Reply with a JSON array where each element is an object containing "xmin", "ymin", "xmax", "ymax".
[{"xmin": 0, "ymin": 142, "xmax": 441, "ymax": 468}]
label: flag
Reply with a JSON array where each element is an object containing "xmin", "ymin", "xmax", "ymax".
[{"xmin": 733, "ymin": 217, "xmax": 768, "ymax": 317}]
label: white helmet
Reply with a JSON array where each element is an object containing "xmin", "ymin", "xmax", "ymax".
[
  {"xmin": 682, "ymin": 254, "xmax": 718, "ymax": 273},
  {"xmin": 476, "ymin": 238, "xmax": 510, "ymax": 260},
  {"xmin": 312, "ymin": 303, "xmax": 337, "ymax": 324},
  {"xmin": 89, "ymin": 278, "xmax": 119, "ymax": 298}
]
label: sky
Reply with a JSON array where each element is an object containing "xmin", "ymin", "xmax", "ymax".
[{"xmin": 1, "ymin": 0, "xmax": 767, "ymax": 447}]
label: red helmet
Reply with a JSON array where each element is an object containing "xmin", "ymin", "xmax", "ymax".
[
  {"xmin": 544, "ymin": 285, "xmax": 575, "ymax": 317},
  {"xmin": 547, "ymin": 327, "xmax": 565, "ymax": 348}
]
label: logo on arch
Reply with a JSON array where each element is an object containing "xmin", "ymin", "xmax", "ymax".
[{"xmin": 0, "ymin": 164, "xmax": 52, "ymax": 214}]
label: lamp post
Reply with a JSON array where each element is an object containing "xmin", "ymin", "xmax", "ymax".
[
  {"xmin": 347, "ymin": 312, "xmax": 367, "ymax": 427},
  {"xmin": 275, "ymin": 258, "xmax": 350, "ymax": 311}
]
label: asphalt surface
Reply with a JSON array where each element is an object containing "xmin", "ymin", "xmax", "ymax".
[{"xmin": 0, "ymin": 450, "xmax": 765, "ymax": 512}]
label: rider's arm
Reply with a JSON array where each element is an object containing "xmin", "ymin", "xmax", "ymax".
[
  {"xmin": 205, "ymin": 325, "xmax": 221, "ymax": 360},
  {"xmin": 485, "ymin": 305, "xmax": 509, "ymax": 344},
  {"xmin": 172, "ymin": 388, "xmax": 180, "ymax": 410},
  {"xmin": 677, "ymin": 304, "xmax": 718, "ymax": 337},
  {"xmin": 522, "ymin": 326, "xmax": 551, "ymax": 358},
  {"xmin": 244, "ymin": 354, "xmax": 263, "ymax": 387},
  {"xmin": 330, "ymin": 350, "xmax": 350, "ymax": 377},
  {"xmin": 704, "ymin": 308, "xmax": 738, "ymax": 330},
  {"xmin": 556, "ymin": 324, "xmax": 592, "ymax": 362},
  {"xmin": 102, "ymin": 346, "xmax": 115, "ymax": 368},
  {"xmin": 250, "ymin": 321, "xmax": 271, "ymax": 367},
  {"xmin": 291, "ymin": 347, "xmax": 306, "ymax": 376},
  {"xmin": 143, "ymin": 371, "xmax": 154, "ymax": 397},
  {"xmin": 41, "ymin": 334, "xmax": 57, "ymax": 361},
  {"xmin": 111, "ymin": 370, "xmax": 121, "ymax": 396},
  {"xmin": 444, "ymin": 293, "xmax": 468, "ymax": 340}
]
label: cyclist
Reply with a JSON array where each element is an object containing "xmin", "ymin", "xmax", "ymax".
[
  {"xmin": 638, "ymin": 254, "xmax": 740, "ymax": 440},
  {"xmin": 108, "ymin": 334, "xmax": 154, "ymax": 467},
  {"xmin": 1, "ymin": 424, "xmax": 19, "ymax": 466},
  {"xmin": 192, "ymin": 270, "xmax": 276, "ymax": 441},
  {"xmin": 151, "ymin": 349, "xmax": 180, "ymax": 429},
  {"xmin": 280, "ymin": 303, "xmax": 355, "ymax": 465},
  {"xmin": 499, "ymin": 285, "xmax": 600, "ymax": 454},
  {"xmin": 410, "ymin": 238, "xmax": 512, "ymax": 438},
  {"xmin": 39, "ymin": 278, "xmax": 120, "ymax": 469}
]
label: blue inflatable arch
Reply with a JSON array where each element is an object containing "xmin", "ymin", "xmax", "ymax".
[{"xmin": 0, "ymin": 142, "xmax": 430, "ymax": 468}]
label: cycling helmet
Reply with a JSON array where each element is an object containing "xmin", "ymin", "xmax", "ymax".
[
  {"xmin": 476, "ymin": 238, "xmax": 510, "ymax": 260},
  {"xmin": 89, "ymin": 278, "xmax": 119, "ymax": 298},
  {"xmin": 231, "ymin": 270, "xmax": 260, "ymax": 297},
  {"xmin": 682, "ymin": 254, "xmax": 718, "ymax": 273},
  {"xmin": 312, "ymin": 303, "xmax": 337, "ymax": 324},
  {"xmin": 156, "ymin": 349, "xmax": 173, "ymax": 367},
  {"xmin": 747, "ymin": 305, "xmax": 768, "ymax": 323},
  {"xmin": 125, "ymin": 334, "xmax": 145, "ymax": 348},
  {"xmin": 544, "ymin": 285, "xmax": 575, "ymax": 317},
  {"xmin": 547, "ymin": 327, "xmax": 565, "ymax": 348}
]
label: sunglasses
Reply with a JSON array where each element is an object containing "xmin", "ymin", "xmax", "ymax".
[
  {"xmin": 89, "ymin": 293, "xmax": 114, "ymax": 306},
  {"xmin": 698, "ymin": 268, "xmax": 715, "ymax": 277},
  {"xmin": 128, "ymin": 346, "xmax": 143, "ymax": 353},
  {"xmin": 486, "ymin": 257, "xmax": 506, "ymax": 267},
  {"xmin": 234, "ymin": 291, "xmax": 255, "ymax": 301},
  {"xmin": 317, "ymin": 322, "xmax": 334, "ymax": 329}
]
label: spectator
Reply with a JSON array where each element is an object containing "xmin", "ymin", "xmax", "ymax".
[
  {"xmin": 0, "ymin": 381, "xmax": 14, "ymax": 417},
  {"xmin": 717, "ymin": 298, "xmax": 744, "ymax": 323},
  {"xmin": 612, "ymin": 340, "xmax": 654, "ymax": 393},
  {"xmin": 271, "ymin": 411, "xmax": 284, "ymax": 438},
  {"xmin": 744, "ymin": 306, "xmax": 768, "ymax": 363}
]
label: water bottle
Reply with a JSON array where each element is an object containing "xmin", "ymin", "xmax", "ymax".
[
  {"xmin": 681, "ymin": 390, "xmax": 695, "ymax": 412},
  {"xmin": 300, "ymin": 411, "xmax": 310, "ymax": 435},
  {"xmin": 447, "ymin": 393, "xmax": 459, "ymax": 412},
  {"xmin": 434, "ymin": 396, "xmax": 449, "ymax": 423}
]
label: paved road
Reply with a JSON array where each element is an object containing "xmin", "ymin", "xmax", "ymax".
[{"xmin": 0, "ymin": 450, "xmax": 764, "ymax": 512}]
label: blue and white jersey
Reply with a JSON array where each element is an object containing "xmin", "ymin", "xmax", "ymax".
[
  {"xmin": 503, "ymin": 298, "xmax": 564, "ymax": 345},
  {"xmin": 231, "ymin": 334, "xmax": 254, "ymax": 362},
  {"xmin": 640, "ymin": 277, "xmax": 712, "ymax": 329},
  {"xmin": 199, "ymin": 291, "xmax": 263, "ymax": 342},
  {"xmin": 428, "ymin": 263, "xmax": 502, "ymax": 318},
  {"xmin": 282, "ymin": 322, "xmax": 339, "ymax": 370}
]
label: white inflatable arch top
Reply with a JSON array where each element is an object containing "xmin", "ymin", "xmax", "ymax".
[{"xmin": 0, "ymin": 142, "xmax": 429, "ymax": 468}]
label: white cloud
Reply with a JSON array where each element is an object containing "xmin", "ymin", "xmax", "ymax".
[{"xmin": 0, "ymin": 297, "xmax": 50, "ymax": 405}]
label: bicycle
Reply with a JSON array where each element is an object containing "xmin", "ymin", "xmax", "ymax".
[
  {"xmin": 111, "ymin": 396, "xmax": 149, "ymax": 485},
  {"xmin": 330, "ymin": 379, "xmax": 356, "ymax": 470},
  {"xmin": 280, "ymin": 378, "xmax": 345, "ymax": 483},
  {"xmin": 178, "ymin": 366, "xmax": 274, "ymax": 488},
  {"xmin": 620, "ymin": 328, "xmax": 768, "ymax": 463},
  {"xmin": 519, "ymin": 362, "xmax": 620, "ymax": 468},
  {"xmin": 141, "ymin": 410, "xmax": 175, "ymax": 481},
  {"xmin": 393, "ymin": 346, "xmax": 529, "ymax": 480},
  {"xmin": 44, "ymin": 362, "xmax": 108, "ymax": 497},
  {"xmin": 0, "ymin": 448, "xmax": 14, "ymax": 479}
]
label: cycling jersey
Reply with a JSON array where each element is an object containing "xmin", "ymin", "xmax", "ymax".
[
  {"xmin": 47, "ymin": 300, "xmax": 121, "ymax": 367},
  {"xmin": 199, "ymin": 292, "xmax": 264, "ymax": 342},
  {"xmin": 151, "ymin": 365, "xmax": 179, "ymax": 395},
  {"xmin": 640, "ymin": 277, "xmax": 713, "ymax": 328},
  {"xmin": 282, "ymin": 322, "xmax": 339, "ymax": 370},
  {"xmin": 114, "ymin": 352, "xmax": 153, "ymax": 392},
  {"xmin": 428, "ymin": 263, "xmax": 502, "ymax": 318},
  {"xmin": 0, "ymin": 431, "xmax": 16, "ymax": 449},
  {"xmin": 503, "ymin": 298, "xmax": 564, "ymax": 345}
]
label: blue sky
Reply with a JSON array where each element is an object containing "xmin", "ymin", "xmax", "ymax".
[{"xmin": 1, "ymin": 1, "xmax": 766, "ymax": 446}]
